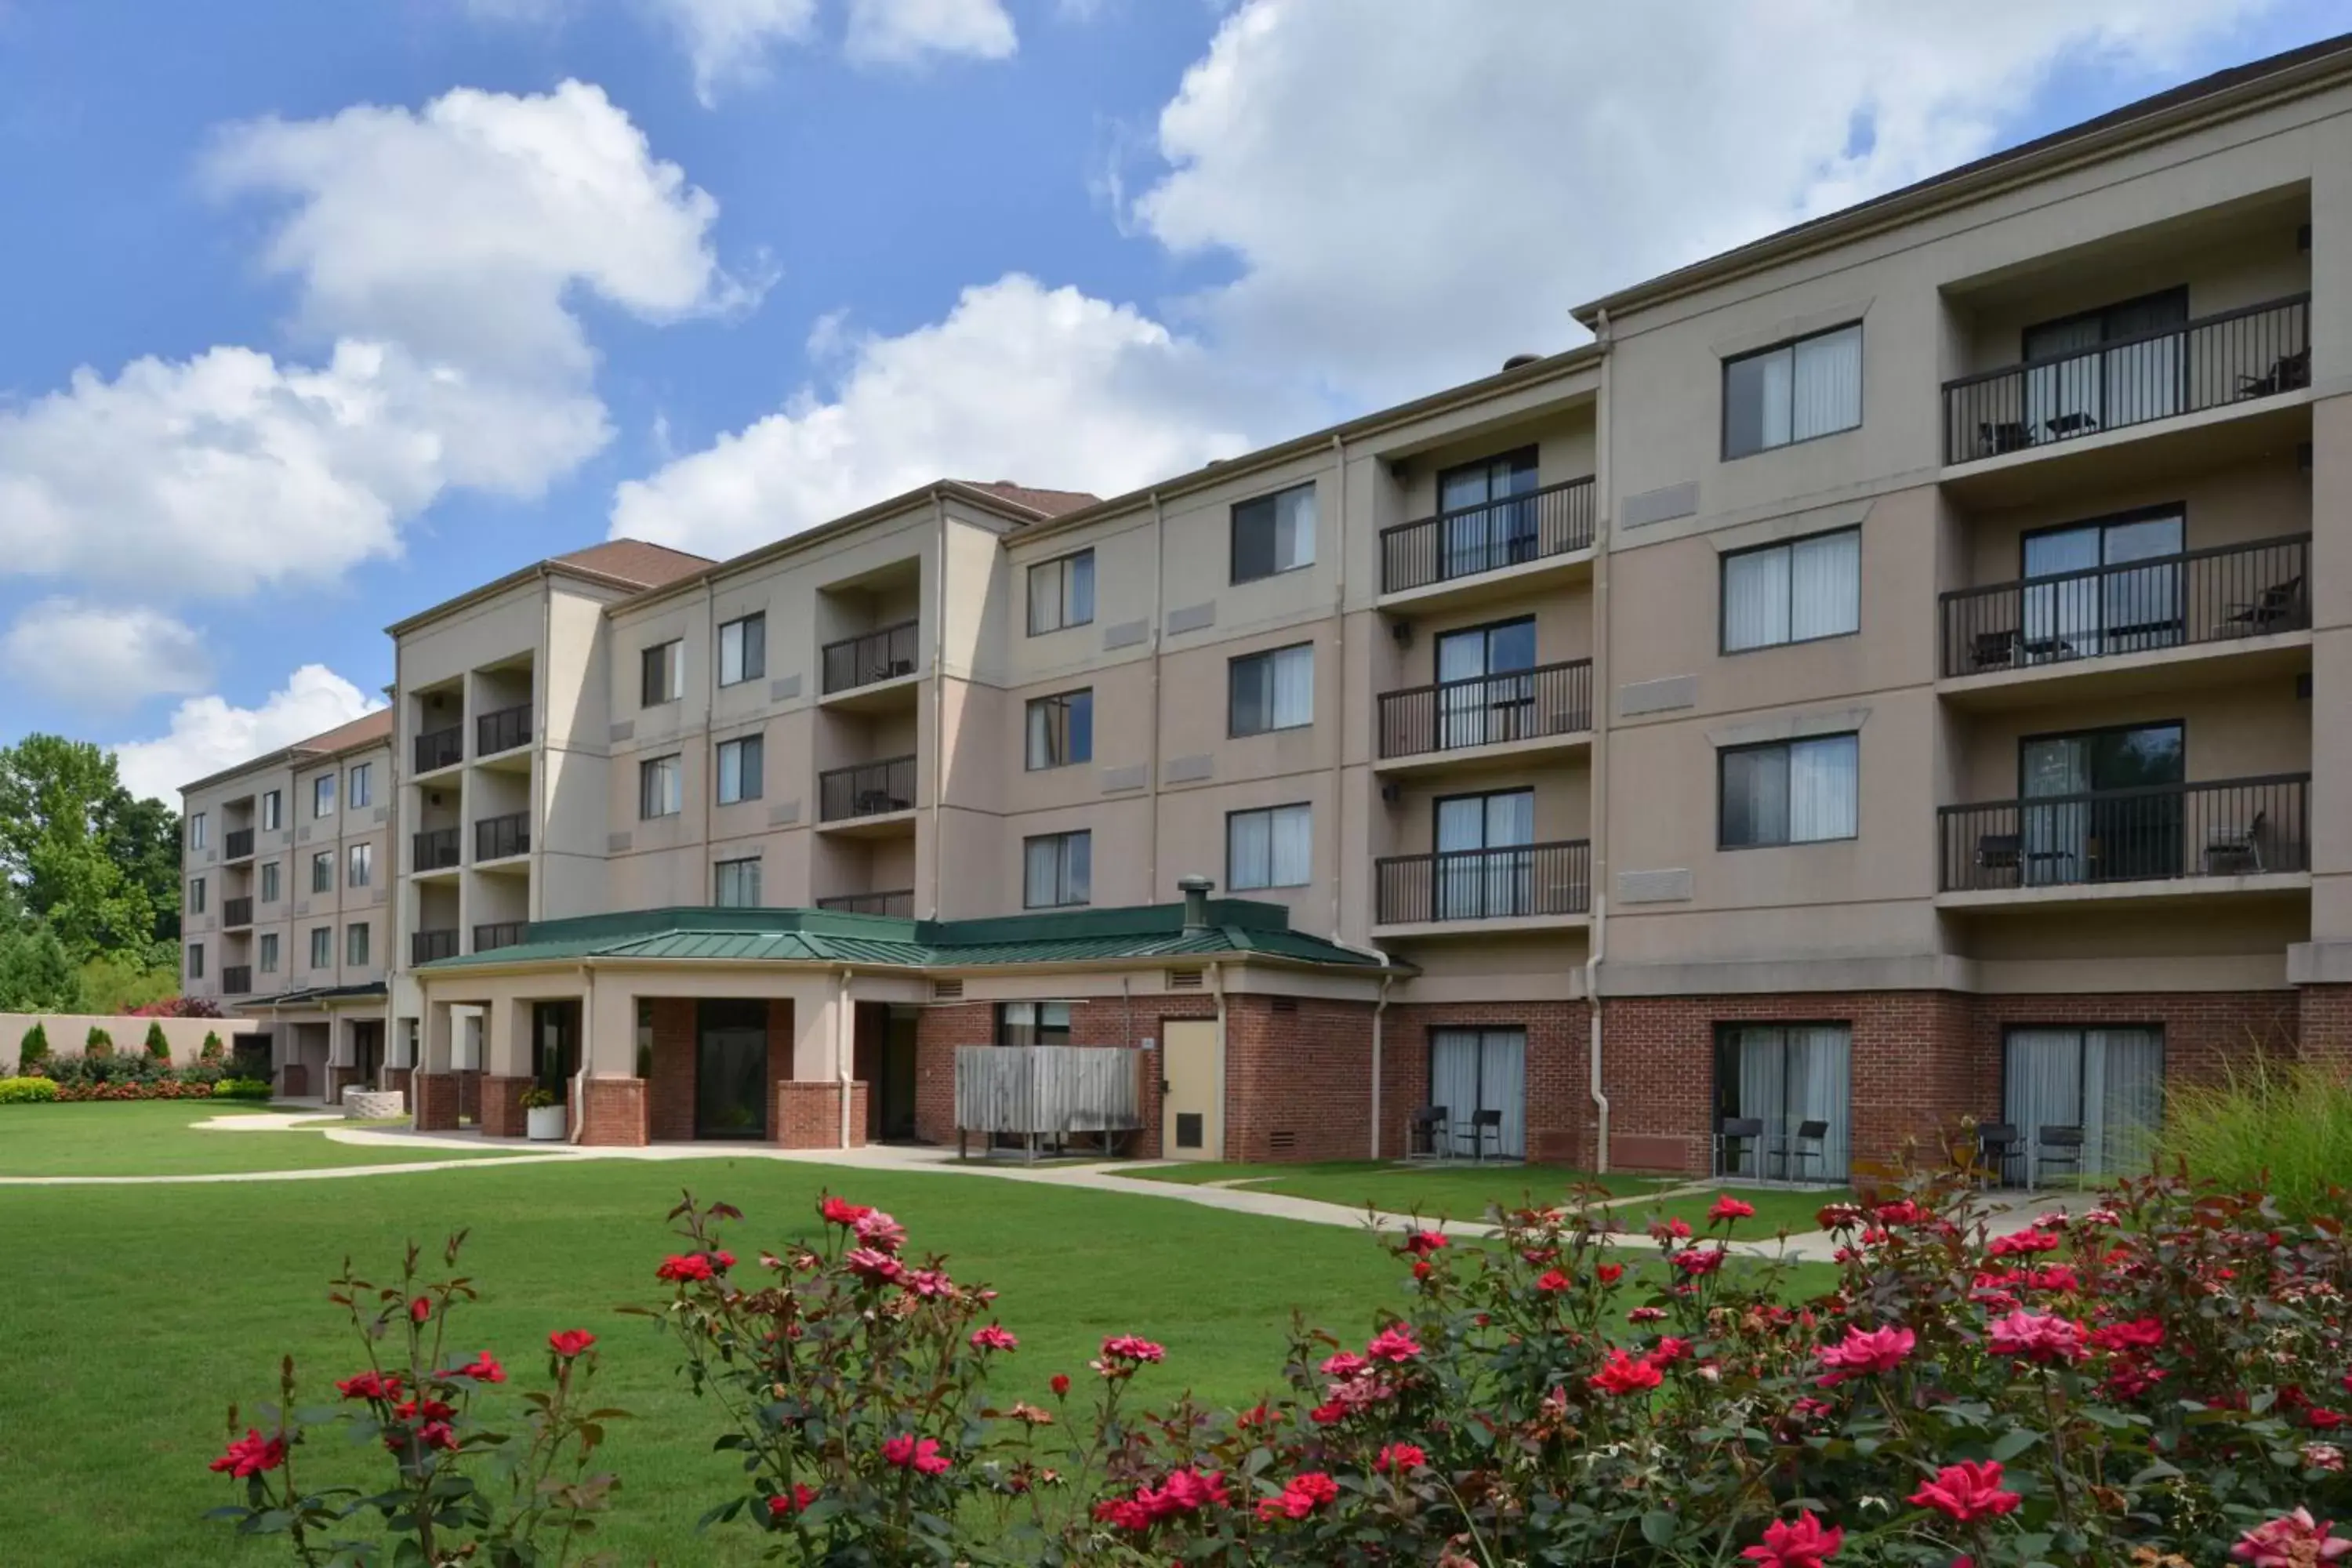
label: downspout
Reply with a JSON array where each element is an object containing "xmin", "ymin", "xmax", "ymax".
[
  {"xmin": 837, "ymin": 967, "xmax": 855, "ymax": 1148},
  {"xmin": 1587, "ymin": 307, "xmax": 1613, "ymax": 1173},
  {"xmin": 928, "ymin": 494, "xmax": 949, "ymax": 918},
  {"xmin": 568, "ymin": 960, "xmax": 593, "ymax": 1145},
  {"xmin": 1327, "ymin": 434, "xmax": 1347, "ymax": 942},
  {"xmin": 1208, "ymin": 960, "xmax": 1228, "ymax": 1160},
  {"xmin": 1370, "ymin": 971, "xmax": 1392, "ymax": 1160},
  {"xmin": 532, "ymin": 573, "xmax": 553, "ymax": 923},
  {"xmin": 1146, "ymin": 491, "xmax": 1165, "ymax": 898}
]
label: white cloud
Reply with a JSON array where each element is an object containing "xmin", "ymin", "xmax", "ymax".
[
  {"xmin": 1, "ymin": 82, "xmax": 734, "ymax": 602},
  {"xmin": 111, "ymin": 665, "xmax": 383, "ymax": 804},
  {"xmin": 1133, "ymin": 0, "xmax": 2281, "ymax": 405},
  {"xmin": 649, "ymin": 0, "xmax": 821, "ymax": 104},
  {"xmin": 0, "ymin": 601, "xmax": 212, "ymax": 710},
  {"xmin": 844, "ymin": 0, "xmax": 1017, "ymax": 66},
  {"xmin": 611, "ymin": 274, "xmax": 1255, "ymax": 557}
]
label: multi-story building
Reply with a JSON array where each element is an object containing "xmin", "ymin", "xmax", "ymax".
[
  {"xmin": 179, "ymin": 710, "xmax": 395, "ymax": 1096},
  {"xmin": 186, "ymin": 32, "xmax": 2352, "ymax": 1178}
]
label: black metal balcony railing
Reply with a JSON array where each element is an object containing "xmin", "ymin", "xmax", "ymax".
[
  {"xmin": 822, "ymin": 620, "xmax": 921, "ymax": 695},
  {"xmin": 817, "ymin": 890, "xmax": 916, "ymax": 917},
  {"xmin": 1942, "ymin": 293, "xmax": 2310, "ymax": 464},
  {"xmin": 224, "ymin": 827, "xmax": 255, "ymax": 860},
  {"xmin": 820, "ymin": 756, "xmax": 918, "ymax": 822},
  {"xmin": 474, "ymin": 920, "xmax": 528, "ymax": 953},
  {"xmin": 1936, "ymin": 774, "xmax": 2309, "ymax": 893},
  {"xmin": 476, "ymin": 702, "xmax": 530, "ymax": 757},
  {"xmin": 1940, "ymin": 534, "xmax": 2311, "ymax": 678},
  {"xmin": 412, "ymin": 929, "xmax": 459, "ymax": 966},
  {"xmin": 1380, "ymin": 477, "xmax": 1596, "ymax": 595},
  {"xmin": 412, "ymin": 826, "xmax": 460, "ymax": 871},
  {"xmin": 1374, "ymin": 840, "xmax": 1592, "ymax": 926},
  {"xmin": 474, "ymin": 811, "xmax": 530, "ymax": 862},
  {"xmin": 416, "ymin": 724, "xmax": 463, "ymax": 774},
  {"xmin": 1377, "ymin": 659, "xmax": 1593, "ymax": 759},
  {"xmin": 221, "ymin": 966, "xmax": 252, "ymax": 995},
  {"xmin": 222, "ymin": 896, "xmax": 253, "ymax": 928}
]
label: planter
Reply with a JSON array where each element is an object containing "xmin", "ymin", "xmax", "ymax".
[{"xmin": 525, "ymin": 1105, "xmax": 568, "ymax": 1142}]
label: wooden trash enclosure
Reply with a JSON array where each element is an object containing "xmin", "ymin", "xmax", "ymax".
[{"xmin": 953, "ymin": 1044, "xmax": 1142, "ymax": 1161}]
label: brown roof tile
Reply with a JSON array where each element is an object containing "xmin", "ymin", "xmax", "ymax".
[
  {"xmin": 551, "ymin": 538, "xmax": 714, "ymax": 586},
  {"xmin": 961, "ymin": 481, "xmax": 1101, "ymax": 517},
  {"xmin": 292, "ymin": 707, "xmax": 394, "ymax": 757}
]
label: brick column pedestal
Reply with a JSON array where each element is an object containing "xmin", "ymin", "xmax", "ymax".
[
  {"xmin": 326, "ymin": 1067, "xmax": 358, "ymax": 1105},
  {"xmin": 776, "ymin": 1080, "xmax": 869, "ymax": 1149},
  {"xmin": 384, "ymin": 1067, "xmax": 413, "ymax": 1104},
  {"xmin": 478, "ymin": 1075, "xmax": 532, "ymax": 1139},
  {"xmin": 413, "ymin": 1072, "xmax": 461, "ymax": 1132},
  {"xmin": 579, "ymin": 1079, "xmax": 648, "ymax": 1146}
]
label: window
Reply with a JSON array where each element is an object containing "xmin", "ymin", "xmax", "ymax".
[
  {"xmin": 719, "ymin": 614, "xmax": 766, "ymax": 687},
  {"xmin": 641, "ymin": 639, "xmax": 683, "ymax": 706},
  {"xmin": 258, "ymin": 933, "xmax": 279, "ymax": 974},
  {"xmin": 187, "ymin": 942, "xmax": 203, "ymax": 979},
  {"xmin": 347, "ymin": 922, "xmax": 370, "ymax": 968},
  {"xmin": 1723, "ymin": 322, "xmax": 1862, "ymax": 459},
  {"xmin": 348, "ymin": 763, "xmax": 372, "ymax": 809},
  {"xmin": 1027, "ymin": 550, "xmax": 1095, "ymax": 636},
  {"xmin": 1719, "ymin": 734, "xmax": 1860, "ymax": 848},
  {"xmin": 1228, "ymin": 804, "xmax": 1312, "ymax": 891},
  {"xmin": 2002, "ymin": 1025, "xmax": 2164, "ymax": 1177},
  {"xmin": 260, "ymin": 861, "xmax": 280, "ymax": 903},
  {"xmin": 1025, "ymin": 690, "xmax": 1094, "ymax": 770},
  {"xmin": 996, "ymin": 1001, "xmax": 1071, "ymax": 1047},
  {"xmin": 261, "ymin": 791, "xmax": 281, "ymax": 831},
  {"xmin": 1721, "ymin": 528, "xmax": 1861, "ymax": 652},
  {"xmin": 1435, "ymin": 449, "xmax": 1541, "ymax": 578},
  {"xmin": 348, "ymin": 842, "xmax": 374, "ymax": 888},
  {"xmin": 189, "ymin": 812, "xmax": 207, "ymax": 850},
  {"xmin": 310, "ymin": 927, "xmax": 332, "ymax": 969},
  {"xmin": 714, "ymin": 856, "xmax": 763, "ymax": 908},
  {"xmin": 1232, "ymin": 483, "xmax": 1316, "ymax": 582},
  {"xmin": 1229, "ymin": 644, "xmax": 1314, "ymax": 735},
  {"xmin": 1432, "ymin": 788, "xmax": 1538, "ymax": 919},
  {"xmin": 1715, "ymin": 1024, "xmax": 1853, "ymax": 1180},
  {"xmin": 2020, "ymin": 506, "xmax": 2185, "ymax": 660},
  {"xmin": 1022, "ymin": 830, "xmax": 1091, "ymax": 908},
  {"xmin": 2021, "ymin": 289, "xmax": 2189, "ymax": 440},
  {"xmin": 188, "ymin": 877, "xmax": 206, "ymax": 915},
  {"xmin": 310, "ymin": 851, "xmax": 333, "ymax": 894},
  {"xmin": 640, "ymin": 754, "xmax": 683, "ymax": 818},
  {"xmin": 1433, "ymin": 618, "xmax": 1539, "ymax": 747},
  {"xmin": 2016, "ymin": 721, "xmax": 2185, "ymax": 884},
  {"xmin": 716, "ymin": 735, "xmax": 763, "ymax": 804},
  {"xmin": 1431, "ymin": 1027, "xmax": 1527, "ymax": 1158}
]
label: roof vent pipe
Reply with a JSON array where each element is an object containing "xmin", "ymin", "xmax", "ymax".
[
  {"xmin": 1502, "ymin": 352, "xmax": 1542, "ymax": 370},
  {"xmin": 1177, "ymin": 875, "xmax": 1215, "ymax": 932}
]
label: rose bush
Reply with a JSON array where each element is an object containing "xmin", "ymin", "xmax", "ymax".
[{"xmin": 216, "ymin": 1171, "xmax": 2352, "ymax": 1565}]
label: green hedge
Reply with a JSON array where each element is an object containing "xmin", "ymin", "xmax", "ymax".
[
  {"xmin": 212, "ymin": 1079, "xmax": 274, "ymax": 1102},
  {"xmin": 0, "ymin": 1076, "xmax": 60, "ymax": 1104}
]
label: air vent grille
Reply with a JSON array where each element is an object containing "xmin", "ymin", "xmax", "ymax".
[
  {"xmin": 932, "ymin": 978, "xmax": 965, "ymax": 1000},
  {"xmin": 1270, "ymin": 996, "xmax": 1298, "ymax": 1014},
  {"xmin": 1166, "ymin": 968, "xmax": 1204, "ymax": 991},
  {"xmin": 1267, "ymin": 1130, "xmax": 1298, "ymax": 1153}
]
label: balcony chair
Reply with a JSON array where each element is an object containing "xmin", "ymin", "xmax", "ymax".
[
  {"xmin": 1977, "ymin": 420, "xmax": 2029, "ymax": 457},
  {"xmin": 1713, "ymin": 1116, "xmax": 1766, "ymax": 1180},
  {"xmin": 2224, "ymin": 575, "xmax": 2304, "ymax": 635},
  {"xmin": 1969, "ymin": 630, "xmax": 2019, "ymax": 672},
  {"xmin": 1974, "ymin": 833, "xmax": 2023, "ymax": 885},
  {"xmin": 2043, "ymin": 411, "xmax": 2100, "ymax": 441},
  {"xmin": 1975, "ymin": 1122, "xmax": 2023, "ymax": 1189},
  {"xmin": 2238, "ymin": 347, "xmax": 2310, "ymax": 399},
  {"xmin": 1406, "ymin": 1104, "xmax": 1450, "ymax": 1162},
  {"xmin": 1455, "ymin": 1107, "xmax": 1506, "ymax": 1163},
  {"xmin": 2031, "ymin": 1125, "xmax": 2085, "ymax": 1190},
  {"xmin": 1774, "ymin": 1120, "xmax": 1831, "ymax": 1185},
  {"xmin": 2204, "ymin": 808, "xmax": 2267, "ymax": 874}
]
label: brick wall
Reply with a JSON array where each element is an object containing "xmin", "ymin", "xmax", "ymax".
[
  {"xmin": 913, "ymin": 996, "xmax": 1218, "ymax": 1156},
  {"xmin": 777, "ymin": 1080, "xmax": 869, "ymax": 1149},
  {"xmin": 766, "ymin": 999, "xmax": 794, "ymax": 1135},
  {"xmin": 413, "ymin": 1071, "xmax": 460, "ymax": 1132},
  {"xmin": 478, "ymin": 1074, "xmax": 532, "ymax": 1138},
  {"xmin": 281, "ymin": 1062, "xmax": 310, "ymax": 1099},
  {"xmin": 385, "ymin": 1066, "xmax": 412, "ymax": 1102},
  {"xmin": 1221, "ymin": 996, "xmax": 1378, "ymax": 1163},
  {"xmin": 648, "ymin": 997, "xmax": 695, "ymax": 1144},
  {"xmin": 326, "ymin": 1065, "xmax": 359, "ymax": 1104},
  {"xmin": 579, "ymin": 1078, "xmax": 647, "ymax": 1146},
  {"xmin": 2299, "ymin": 984, "xmax": 2352, "ymax": 1068},
  {"xmin": 1381, "ymin": 1001, "xmax": 1594, "ymax": 1167},
  {"xmin": 454, "ymin": 1068, "xmax": 481, "ymax": 1123}
]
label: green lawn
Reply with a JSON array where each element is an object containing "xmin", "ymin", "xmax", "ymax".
[
  {"xmin": 1129, "ymin": 1160, "xmax": 1677, "ymax": 1218},
  {"xmin": 0, "ymin": 1102, "xmax": 528, "ymax": 1176}
]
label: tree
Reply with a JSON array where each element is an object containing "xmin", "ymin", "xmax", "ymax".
[
  {"xmin": 0, "ymin": 887, "xmax": 77, "ymax": 1013},
  {"xmin": 100, "ymin": 789, "xmax": 183, "ymax": 945},
  {"xmin": 144, "ymin": 1020, "xmax": 172, "ymax": 1060},
  {"xmin": 0, "ymin": 734, "xmax": 180, "ymax": 963}
]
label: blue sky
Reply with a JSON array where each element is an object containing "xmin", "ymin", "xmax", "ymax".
[{"xmin": 0, "ymin": 0, "xmax": 2343, "ymax": 799}]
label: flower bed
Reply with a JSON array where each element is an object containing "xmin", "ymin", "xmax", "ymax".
[{"xmin": 209, "ymin": 1173, "xmax": 2352, "ymax": 1566}]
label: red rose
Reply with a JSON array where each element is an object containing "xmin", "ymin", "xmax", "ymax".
[
  {"xmin": 881, "ymin": 1434, "xmax": 951, "ymax": 1475},
  {"xmin": 209, "ymin": 1428, "xmax": 287, "ymax": 1478},
  {"xmin": 1535, "ymin": 1269, "xmax": 1571, "ymax": 1294},
  {"xmin": 336, "ymin": 1370, "xmax": 403, "ymax": 1401},
  {"xmin": 1589, "ymin": 1348, "xmax": 1663, "ymax": 1396},
  {"xmin": 409, "ymin": 1295, "xmax": 432, "ymax": 1324},
  {"xmin": 1050, "ymin": 1374, "xmax": 1071, "ymax": 1396},
  {"xmin": 819, "ymin": 1196, "xmax": 871, "ymax": 1226},
  {"xmin": 454, "ymin": 1351, "xmax": 505, "ymax": 1384},
  {"xmin": 1742, "ymin": 1508, "xmax": 1842, "ymax": 1566},
  {"xmin": 547, "ymin": 1329, "xmax": 596, "ymax": 1359},
  {"xmin": 656, "ymin": 1253, "xmax": 716, "ymax": 1283},
  {"xmin": 1708, "ymin": 1195, "xmax": 1758, "ymax": 1223},
  {"xmin": 969, "ymin": 1324, "xmax": 1018, "ymax": 1352},
  {"xmin": 1907, "ymin": 1460, "xmax": 2021, "ymax": 1524},
  {"xmin": 1374, "ymin": 1442, "xmax": 1427, "ymax": 1473},
  {"xmin": 768, "ymin": 1483, "xmax": 820, "ymax": 1519},
  {"xmin": 1255, "ymin": 1470, "xmax": 1338, "ymax": 1521},
  {"xmin": 1595, "ymin": 1262, "xmax": 1624, "ymax": 1285}
]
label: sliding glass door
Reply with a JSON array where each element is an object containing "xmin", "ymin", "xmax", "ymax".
[
  {"xmin": 1428, "ymin": 1027, "xmax": 1526, "ymax": 1158},
  {"xmin": 1434, "ymin": 788, "xmax": 1534, "ymax": 919},
  {"xmin": 2003, "ymin": 1027, "xmax": 2164, "ymax": 1178},
  {"xmin": 2020, "ymin": 509, "xmax": 2183, "ymax": 661},
  {"xmin": 1434, "ymin": 618, "xmax": 1536, "ymax": 750},
  {"xmin": 2020, "ymin": 722, "xmax": 2183, "ymax": 885},
  {"xmin": 2021, "ymin": 289, "xmax": 2187, "ymax": 442},
  {"xmin": 1713, "ymin": 1025, "xmax": 1852, "ymax": 1181},
  {"xmin": 1436, "ymin": 450, "xmax": 1538, "ymax": 579},
  {"xmin": 695, "ymin": 1000, "xmax": 769, "ymax": 1141}
]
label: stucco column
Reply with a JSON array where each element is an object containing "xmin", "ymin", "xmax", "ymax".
[
  {"xmin": 422, "ymin": 997, "xmax": 455, "ymax": 1075},
  {"xmin": 486, "ymin": 997, "xmax": 532, "ymax": 1079},
  {"xmin": 586, "ymin": 974, "xmax": 641, "ymax": 1077},
  {"xmin": 789, "ymin": 979, "xmax": 840, "ymax": 1081}
]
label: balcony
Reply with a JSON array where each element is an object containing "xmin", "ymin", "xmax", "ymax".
[
  {"xmin": 474, "ymin": 811, "xmax": 530, "ymax": 863},
  {"xmin": 1940, "ymin": 535, "xmax": 2310, "ymax": 698},
  {"xmin": 1379, "ymin": 477, "xmax": 1595, "ymax": 600},
  {"xmin": 475, "ymin": 703, "xmax": 530, "ymax": 759},
  {"xmin": 224, "ymin": 827, "xmax": 256, "ymax": 861},
  {"xmin": 1372, "ymin": 840, "xmax": 1592, "ymax": 933},
  {"xmin": 415, "ymin": 725, "xmax": 463, "ymax": 775},
  {"xmin": 221, "ymin": 965, "xmax": 252, "ymax": 995},
  {"xmin": 1377, "ymin": 659, "xmax": 1592, "ymax": 772},
  {"xmin": 412, "ymin": 826, "xmax": 460, "ymax": 873},
  {"xmin": 221, "ymin": 896, "xmax": 253, "ymax": 930},
  {"xmin": 412, "ymin": 928, "xmax": 459, "ymax": 966},
  {"xmin": 1942, "ymin": 294, "xmax": 2310, "ymax": 466},
  {"xmin": 817, "ymin": 890, "xmax": 916, "ymax": 917},
  {"xmin": 473, "ymin": 920, "xmax": 528, "ymax": 953},
  {"xmin": 1936, "ymin": 774, "xmax": 2309, "ymax": 903},
  {"xmin": 822, "ymin": 620, "xmax": 921, "ymax": 701},
  {"xmin": 818, "ymin": 756, "xmax": 917, "ymax": 829}
]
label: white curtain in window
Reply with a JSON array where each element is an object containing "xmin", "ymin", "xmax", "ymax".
[
  {"xmin": 1789, "ymin": 531, "xmax": 1861, "ymax": 640},
  {"xmin": 1791, "ymin": 325, "xmax": 1862, "ymax": 441},
  {"xmin": 1269, "ymin": 804, "xmax": 1312, "ymax": 887},
  {"xmin": 1428, "ymin": 1029, "xmax": 1526, "ymax": 1158},
  {"xmin": 1275, "ymin": 487, "xmax": 1316, "ymax": 571},
  {"xmin": 1758, "ymin": 347, "xmax": 1795, "ymax": 448},
  {"xmin": 1788, "ymin": 1025, "xmax": 1853, "ymax": 1181},
  {"xmin": 1272, "ymin": 645, "xmax": 1314, "ymax": 728},
  {"xmin": 1788, "ymin": 735, "xmax": 1858, "ymax": 842},
  {"xmin": 1025, "ymin": 703, "xmax": 1053, "ymax": 769},
  {"xmin": 2005, "ymin": 1029, "xmax": 2083, "ymax": 1181},
  {"xmin": 1229, "ymin": 809, "xmax": 1272, "ymax": 889},
  {"xmin": 1428, "ymin": 1031, "xmax": 1479, "ymax": 1130},
  {"xmin": 1024, "ymin": 837, "xmax": 1061, "ymax": 906},
  {"xmin": 1731, "ymin": 1028, "xmax": 1783, "ymax": 1178},
  {"xmin": 2089, "ymin": 1028, "xmax": 2163, "ymax": 1174},
  {"xmin": 1723, "ymin": 547, "xmax": 1791, "ymax": 651}
]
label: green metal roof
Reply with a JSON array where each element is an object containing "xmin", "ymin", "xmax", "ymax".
[{"xmin": 416, "ymin": 899, "xmax": 1394, "ymax": 975}]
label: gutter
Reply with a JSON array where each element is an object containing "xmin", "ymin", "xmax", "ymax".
[
  {"xmin": 1327, "ymin": 434, "xmax": 1347, "ymax": 942},
  {"xmin": 1146, "ymin": 490, "xmax": 1165, "ymax": 898},
  {"xmin": 928, "ymin": 493, "xmax": 949, "ymax": 920},
  {"xmin": 837, "ymin": 967, "xmax": 855, "ymax": 1149},
  {"xmin": 1587, "ymin": 309, "xmax": 1613, "ymax": 1173},
  {"xmin": 1370, "ymin": 971, "xmax": 1392, "ymax": 1160},
  {"xmin": 569, "ymin": 960, "xmax": 593, "ymax": 1145}
]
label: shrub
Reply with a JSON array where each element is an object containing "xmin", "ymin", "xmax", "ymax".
[
  {"xmin": 17, "ymin": 1020, "xmax": 49, "ymax": 1073},
  {"xmin": 0, "ymin": 1076, "xmax": 59, "ymax": 1104},
  {"xmin": 84, "ymin": 1025, "xmax": 112, "ymax": 1058},
  {"xmin": 212, "ymin": 1078, "xmax": 274, "ymax": 1102},
  {"xmin": 144, "ymin": 1021, "xmax": 172, "ymax": 1061},
  {"xmin": 2161, "ymin": 1054, "xmax": 2352, "ymax": 1218},
  {"xmin": 517, "ymin": 1087, "xmax": 561, "ymax": 1111},
  {"xmin": 199, "ymin": 1031, "xmax": 224, "ymax": 1064},
  {"xmin": 175, "ymin": 1062, "xmax": 226, "ymax": 1088}
]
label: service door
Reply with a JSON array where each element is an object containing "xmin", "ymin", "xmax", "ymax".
[{"xmin": 1160, "ymin": 1019, "xmax": 1222, "ymax": 1161}]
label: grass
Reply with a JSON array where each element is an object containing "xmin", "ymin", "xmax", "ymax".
[
  {"xmin": 0, "ymin": 1102, "xmax": 528, "ymax": 1176},
  {"xmin": 2161, "ymin": 1054, "xmax": 2352, "ymax": 1218}
]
